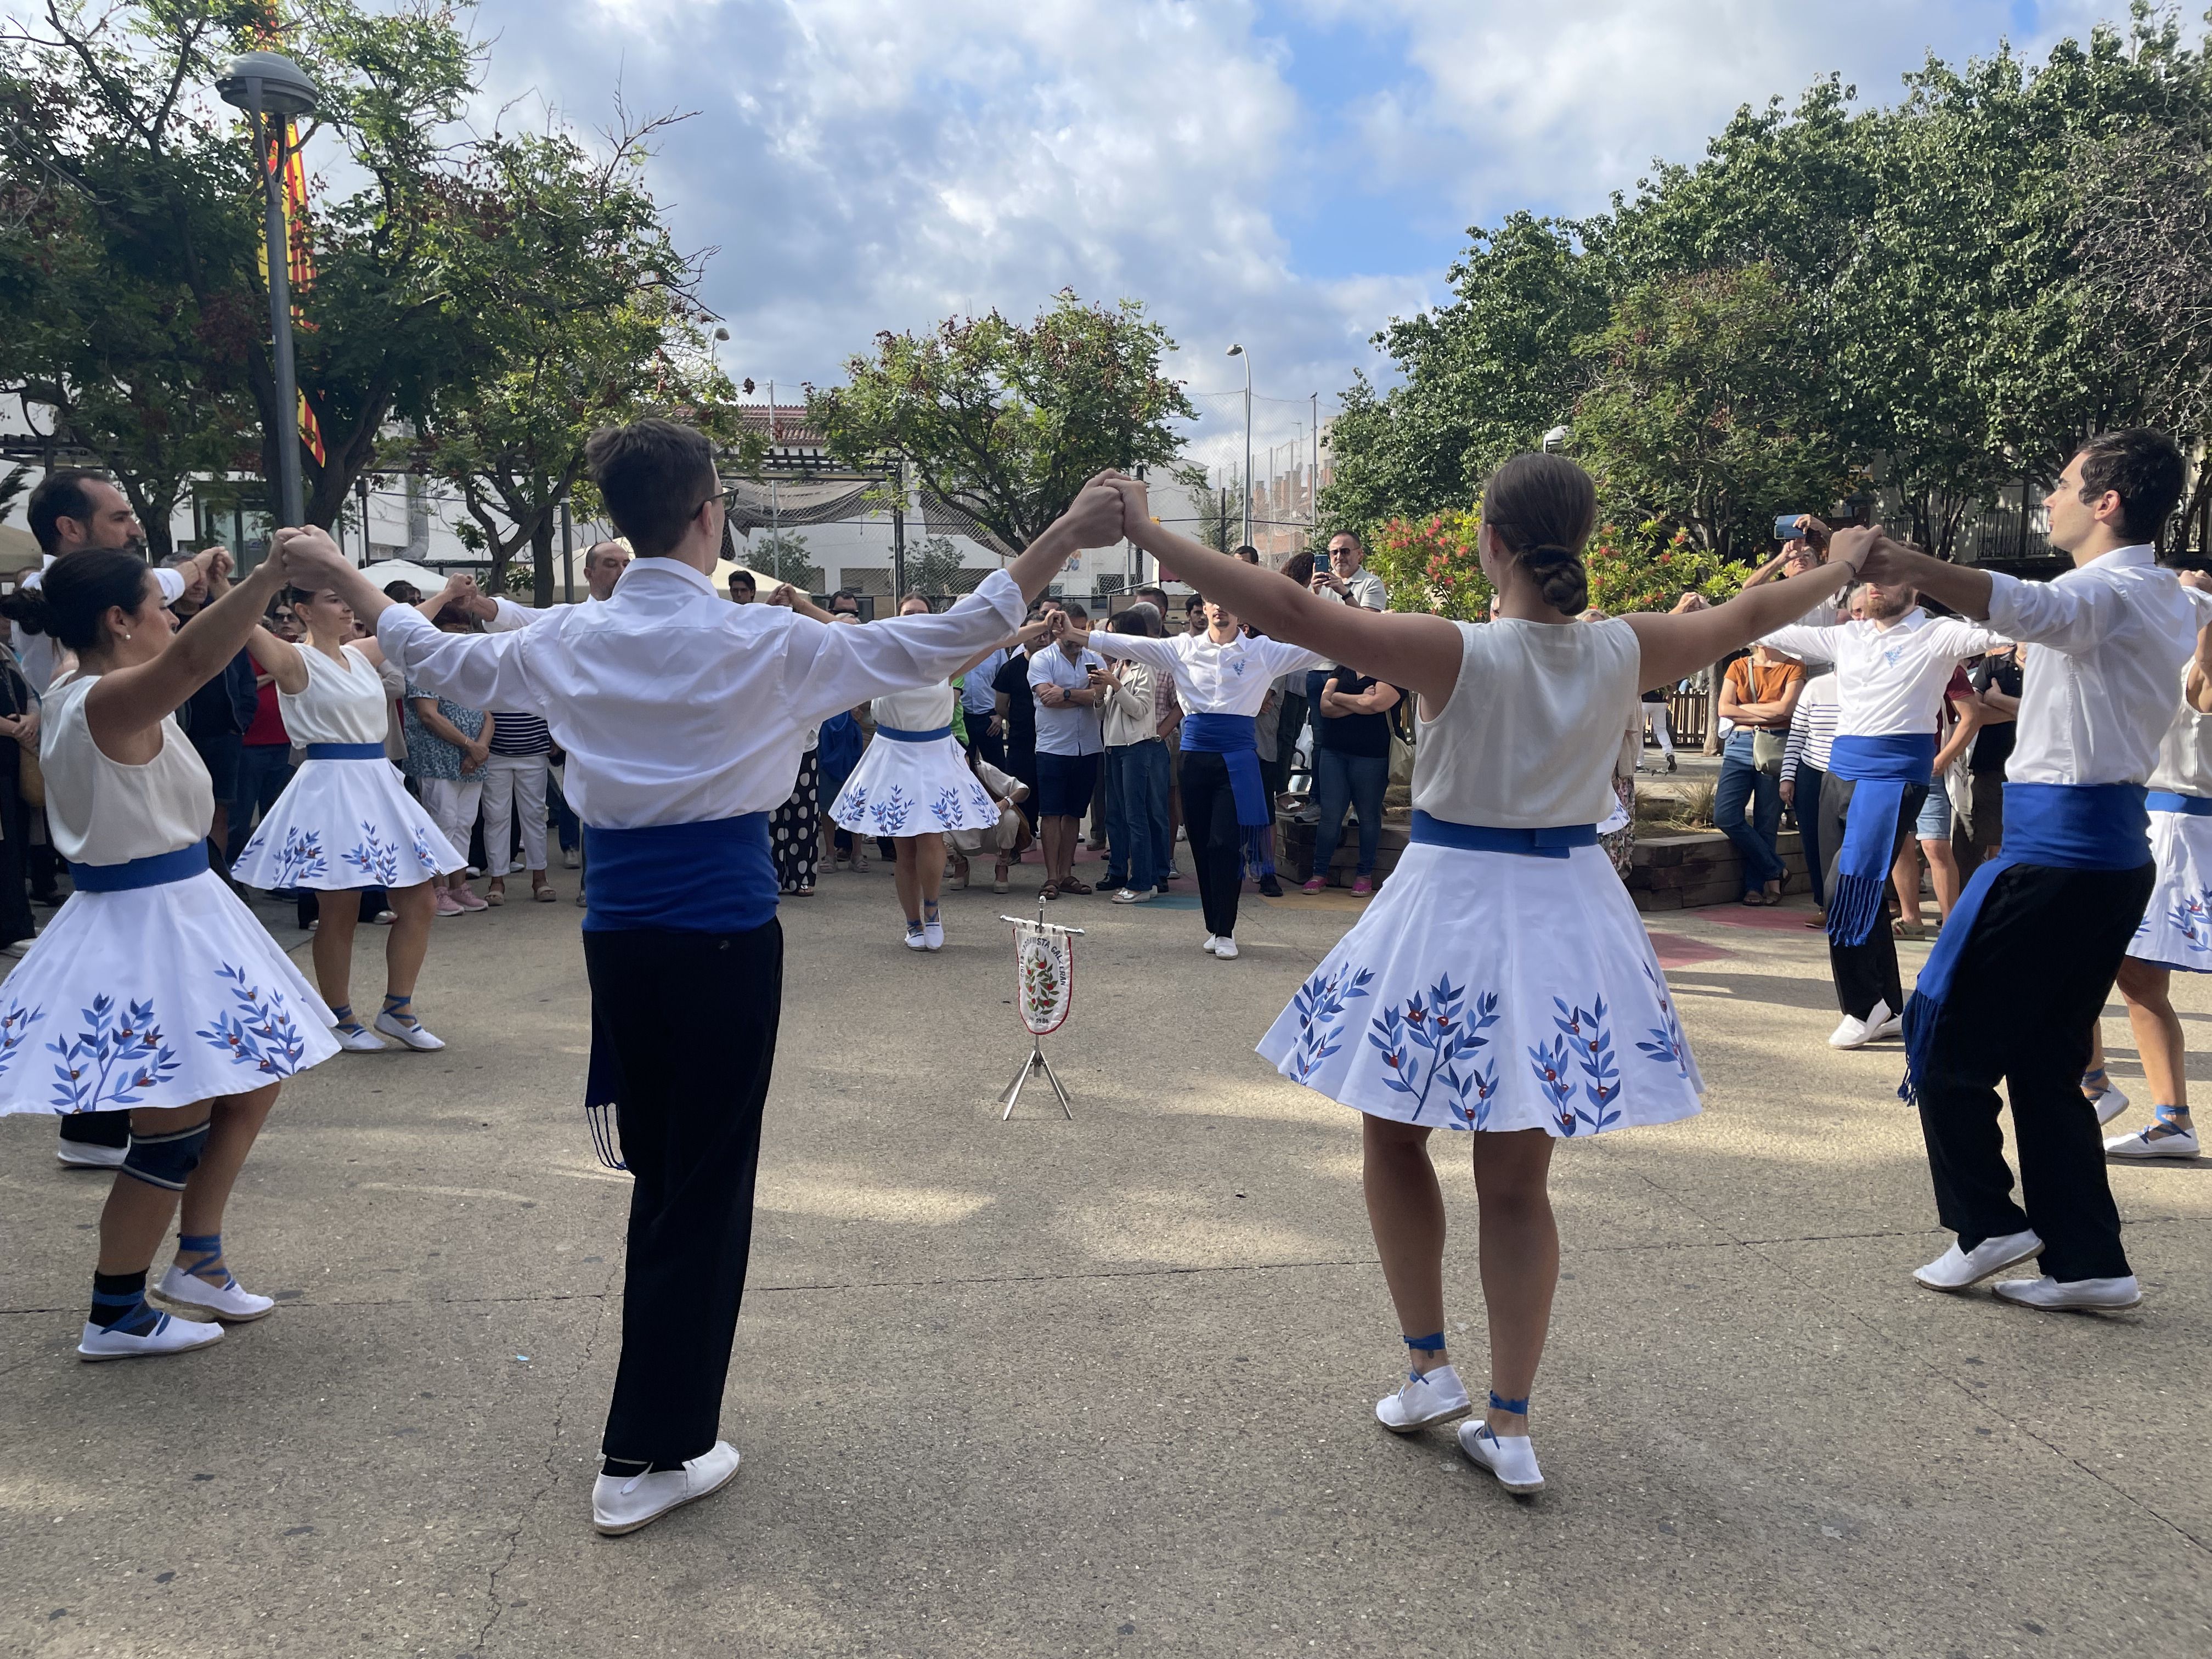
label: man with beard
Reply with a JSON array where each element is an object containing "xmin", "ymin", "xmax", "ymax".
[{"xmin": 1759, "ymin": 570, "xmax": 2010, "ymax": 1048}]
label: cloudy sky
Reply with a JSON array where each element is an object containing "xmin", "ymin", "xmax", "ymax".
[{"xmin": 470, "ymin": 0, "xmax": 2131, "ymax": 461}]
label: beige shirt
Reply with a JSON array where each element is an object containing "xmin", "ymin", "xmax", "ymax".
[{"xmin": 1411, "ymin": 618, "xmax": 1640, "ymax": 829}]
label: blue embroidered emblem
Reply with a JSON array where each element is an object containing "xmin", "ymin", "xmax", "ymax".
[
  {"xmin": 1288, "ymin": 963, "xmax": 1374, "ymax": 1084},
  {"xmin": 265, "ymin": 827, "xmax": 328, "ymax": 886},
  {"xmin": 1532, "ymin": 996, "xmax": 1620, "ymax": 1135},
  {"xmin": 1633, "ymin": 963, "xmax": 1692, "ymax": 1076},
  {"xmin": 1368, "ymin": 978, "xmax": 1502, "ymax": 1126},
  {"xmin": 929, "ymin": 787, "xmax": 964, "ymax": 827},
  {"xmin": 343, "ymin": 822, "xmax": 402, "ymax": 888},
  {"xmin": 867, "ymin": 787, "xmax": 914, "ymax": 834}
]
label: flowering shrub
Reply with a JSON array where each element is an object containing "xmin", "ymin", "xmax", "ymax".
[{"xmin": 1365, "ymin": 506, "xmax": 1746, "ymax": 619}]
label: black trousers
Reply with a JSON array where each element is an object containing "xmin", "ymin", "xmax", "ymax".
[
  {"xmin": 1791, "ymin": 761, "xmax": 1827, "ymax": 910},
  {"xmin": 1913, "ymin": 861, "xmax": 2151, "ymax": 1282},
  {"xmin": 1819, "ymin": 771, "xmax": 1927, "ymax": 1018},
  {"xmin": 1180, "ymin": 749, "xmax": 1247, "ymax": 940},
  {"xmin": 585, "ymin": 919, "xmax": 782, "ymax": 1464}
]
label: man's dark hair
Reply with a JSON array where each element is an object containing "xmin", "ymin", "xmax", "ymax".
[
  {"xmin": 1108, "ymin": 607, "xmax": 1150, "ymax": 636},
  {"xmin": 1233, "ymin": 545, "xmax": 1260, "ymax": 564},
  {"xmin": 2075, "ymin": 428, "xmax": 2186, "ymax": 543},
  {"xmin": 728, "ymin": 569, "xmax": 755, "ymax": 594},
  {"xmin": 1059, "ymin": 601, "xmax": 1088, "ymax": 624},
  {"xmin": 1135, "ymin": 584, "xmax": 1169, "ymax": 611},
  {"xmin": 828, "ymin": 588, "xmax": 862, "ymax": 616},
  {"xmin": 583, "ymin": 419, "xmax": 717, "ymax": 557},
  {"xmin": 26, "ymin": 468, "xmax": 113, "ymax": 555},
  {"xmin": 383, "ymin": 581, "xmax": 421, "ymax": 603},
  {"xmin": 1327, "ymin": 528, "xmax": 1363, "ymax": 551},
  {"xmin": 1183, "ymin": 592, "xmax": 1204, "ymax": 613}
]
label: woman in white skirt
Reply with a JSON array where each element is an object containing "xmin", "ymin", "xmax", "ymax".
[
  {"xmin": 232, "ymin": 578, "xmax": 468, "ymax": 1050},
  {"xmin": 1107, "ymin": 457, "xmax": 1868, "ymax": 1494},
  {"xmin": 828, "ymin": 597, "xmax": 1045, "ymax": 949},
  {"xmin": 2094, "ymin": 623, "xmax": 2212, "ymax": 1161},
  {"xmin": 0, "ymin": 547, "xmax": 341, "ymax": 1360}
]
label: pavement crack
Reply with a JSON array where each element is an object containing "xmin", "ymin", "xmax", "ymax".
[{"xmin": 469, "ymin": 1254, "xmax": 621, "ymax": 1655}]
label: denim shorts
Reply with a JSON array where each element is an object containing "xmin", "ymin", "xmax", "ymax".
[{"xmin": 1914, "ymin": 782, "xmax": 1953, "ymax": 839}]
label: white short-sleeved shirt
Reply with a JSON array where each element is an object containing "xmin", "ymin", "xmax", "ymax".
[{"xmin": 1028, "ymin": 646, "xmax": 1105, "ymax": 757}]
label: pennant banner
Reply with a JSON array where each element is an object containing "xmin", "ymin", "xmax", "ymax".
[{"xmin": 1009, "ymin": 918, "xmax": 1077, "ymax": 1036}]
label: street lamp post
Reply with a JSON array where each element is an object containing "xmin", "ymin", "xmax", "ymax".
[
  {"xmin": 1226, "ymin": 343, "xmax": 1251, "ymax": 550},
  {"xmin": 217, "ymin": 51, "xmax": 318, "ymax": 531}
]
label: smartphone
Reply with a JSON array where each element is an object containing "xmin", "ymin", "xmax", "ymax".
[
  {"xmin": 1316, "ymin": 548, "xmax": 1333, "ymax": 575},
  {"xmin": 1774, "ymin": 514, "xmax": 1807, "ymax": 543}
]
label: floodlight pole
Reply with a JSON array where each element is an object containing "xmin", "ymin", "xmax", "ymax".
[{"xmin": 248, "ymin": 79, "xmax": 304, "ymax": 529}]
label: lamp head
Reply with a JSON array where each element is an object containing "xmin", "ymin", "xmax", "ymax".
[
  {"xmin": 217, "ymin": 51, "xmax": 318, "ymax": 120},
  {"xmin": 1224, "ymin": 343, "xmax": 1244, "ymax": 358}
]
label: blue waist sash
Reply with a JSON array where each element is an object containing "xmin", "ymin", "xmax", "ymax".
[
  {"xmin": 1410, "ymin": 811, "xmax": 1597, "ymax": 859},
  {"xmin": 1901, "ymin": 782, "xmax": 2151, "ymax": 1101},
  {"xmin": 1825, "ymin": 733, "xmax": 1939, "ymax": 946},
  {"xmin": 1180, "ymin": 710, "xmax": 1272, "ymax": 871},
  {"xmin": 877, "ymin": 723, "xmax": 952, "ymax": 744},
  {"xmin": 69, "ymin": 844, "xmax": 208, "ymax": 893},
  {"xmin": 580, "ymin": 813, "xmax": 776, "ymax": 935},
  {"xmin": 2147, "ymin": 790, "xmax": 2212, "ymax": 816},
  {"xmin": 305, "ymin": 742, "xmax": 387, "ymax": 760}
]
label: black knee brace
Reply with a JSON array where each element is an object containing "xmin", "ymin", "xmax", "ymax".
[{"xmin": 120, "ymin": 1121, "xmax": 211, "ymax": 1192}]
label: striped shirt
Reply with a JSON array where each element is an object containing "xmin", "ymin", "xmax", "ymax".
[
  {"xmin": 487, "ymin": 709, "xmax": 553, "ymax": 757},
  {"xmin": 1782, "ymin": 674, "xmax": 1839, "ymax": 774}
]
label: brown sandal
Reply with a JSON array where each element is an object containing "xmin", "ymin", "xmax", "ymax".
[
  {"xmin": 1039, "ymin": 879, "xmax": 1060, "ymax": 900},
  {"xmin": 1057, "ymin": 876, "xmax": 1093, "ymax": 896}
]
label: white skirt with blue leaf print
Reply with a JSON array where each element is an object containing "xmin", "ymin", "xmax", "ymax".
[
  {"xmin": 231, "ymin": 754, "xmax": 464, "ymax": 891},
  {"xmin": 828, "ymin": 731, "xmax": 1000, "ymax": 838},
  {"xmin": 0, "ymin": 868, "xmax": 340, "ymax": 1117},
  {"xmin": 2125, "ymin": 806, "xmax": 2212, "ymax": 974},
  {"xmin": 1257, "ymin": 841, "xmax": 1703, "ymax": 1137}
]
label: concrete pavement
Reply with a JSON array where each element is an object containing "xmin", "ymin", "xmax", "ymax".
[{"xmin": 4, "ymin": 856, "xmax": 2209, "ymax": 1657}]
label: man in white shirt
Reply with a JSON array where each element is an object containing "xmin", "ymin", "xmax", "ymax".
[
  {"xmin": 1859, "ymin": 428, "xmax": 2194, "ymax": 1312},
  {"xmin": 1762, "ymin": 578, "xmax": 2008, "ymax": 1049},
  {"xmin": 1310, "ymin": 529, "xmax": 1387, "ymax": 613},
  {"xmin": 1028, "ymin": 603, "xmax": 1107, "ymax": 895},
  {"xmin": 281, "ymin": 419, "xmax": 1128, "ymax": 1534},
  {"xmin": 1091, "ymin": 598, "xmax": 1328, "ymax": 955}
]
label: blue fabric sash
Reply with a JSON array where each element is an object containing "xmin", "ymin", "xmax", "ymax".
[
  {"xmin": 1181, "ymin": 710, "xmax": 1271, "ymax": 869},
  {"xmin": 69, "ymin": 844, "xmax": 208, "ymax": 893},
  {"xmin": 1410, "ymin": 811, "xmax": 1598, "ymax": 859},
  {"xmin": 2147, "ymin": 790, "xmax": 2212, "ymax": 816},
  {"xmin": 580, "ymin": 813, "xmax": 776, "ymax": 935},
  {"xmin": 304, "ymin": 742, "xmax": 387, "ymax": 760},
  {"xmin": 1900, "ymin": 782, "xmax": 2151, "ymax": 1102},
  {"xmin": 1825, "ymin": 733, "xmax": 1938, "ymax": 946},
  {"xmin": 877, "ymin": 723, "xmax": 952, "ymax": 743}
]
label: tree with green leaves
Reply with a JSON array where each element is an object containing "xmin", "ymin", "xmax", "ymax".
[
  {"xmin": 1572, "ymin": 264, "xmax": 1859, "ymax": 565},
  {"xmin": 747, "ymin": 529, "xmax": 817, "ymax": 589},
  {"xmin": 405, "ymin": 119, "xmax": 733, "ymax": 605},
  {"xmin": 810, "ymin": 290, "xmax": 1193, "ymax": 551},
  {"xmin": 902, "ymin": 534, "xmax": 966, "ymax": 594}
]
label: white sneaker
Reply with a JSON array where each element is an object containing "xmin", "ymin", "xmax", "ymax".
[
  {"xmin": 373, "ymin": 1011, "xmax": 444, "ymax": 1051},
  {"xmin": 1111, "ymin": 888, "xmax": 1153, "ymax": 904},
  {"xmin": 1375, "ymin": 1364, "xmax": 1471, "ymax": 1433},
  {"xmin": 1993, "ymin": 1274, "xmax": 2142, "ymax": 1311},
  {"xmin": 2086, "ymin": 1081, "xmax": 2131, "ymax": 1126},
  {"xmin": 904, "ymin": 924, "xmax": 928, "ymax": 951},
  {"xmin": 923, "ymin": 919, "xmax": 944, "ymax": 951},
  {"xmin": 2105, "ymin": 1119, "xmax": 2200, "ymax": 1159},
  {"xmin": 1201, "ymin": 934, "xmax": 1220, "ymax": 953},
  {"xmin": 564, "ymin": 848, "xmax": 581, "ymax": 869},
  {"xmin": 1912, "ymin": 1228, "xmax": 2042, "ymax": 1291},
  {"xmin": 1457, "ymin": 1420, "xmax": 1545, "ymax": 1493},
  {"xmin": 334, "ymin": 1022, "xmax": 387, "ymax": 1052},
  {"xmin": 1828, "ymin": 998, "xmax": 1900, "ymax": 1049},
  {"xmin": 155, "ymin": 1265, "xmax": 275, "ymax": 1322},
  {"xmin": 56, "ymin": 1139, "xmax": 127, "ymax": 1169},
  {"xmin": 1212, "ymin": 936, "xmax": 1239, "ymax": 960},
  {"xmin": 591, "ymin": 1441, "xmax": 741, "ymax": 1536},
  {"xmin": 77, "ymin": 1312, "xmax": 224, "ymax": 1362}
]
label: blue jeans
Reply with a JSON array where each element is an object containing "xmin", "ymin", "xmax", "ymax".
[
  {"xmin": 548, "ymin": 769, "xmax": 581, "ymax": 854},
  {"xmin": 228, "ymin": 742, "xmax": 297, "ymax": 867},
  {"xmin": 1716, "ymin": 729, "xmax": 1785, "ymax": 895},
  {"xmin": 1104, "ymin": 740, "xmax": 1168, "ymax": 892},
  {"xmin": 1313, "ymin": 748, "xmax": 1387, "ymax": 878}
]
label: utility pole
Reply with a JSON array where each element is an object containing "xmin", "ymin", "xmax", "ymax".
[
  {"xmin": 355, "ymin": 474, "xmax": 370, "ymax": 566},
  {"xmin": 1227, "ymin": 343, "xmax": 1251, "ymax": 549},
  {"xmin": 891, "ymin": 460, "xmax": 907, "ymax": 603}
]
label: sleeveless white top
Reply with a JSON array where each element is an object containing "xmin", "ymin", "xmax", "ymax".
[
  {"xmin": 37, "ymin": 674, "xmax": 212, "ymax": 866},
  {"xmin": 1412, "ymin": 618, "xmax": 1641, "ymax": 829},
  {"xmin": 2147, "ymin": 665, "xmax": 2212, "ymax": 799},
  {"xmin": 873, "ymin": 681, "xmax": 956, "ymax": 733},
  {"xmin": 279, "ymin": 642, "xmax": 388, "ymax": 746}
]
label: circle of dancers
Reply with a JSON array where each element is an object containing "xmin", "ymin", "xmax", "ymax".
[{"xmin": 2, "ymin": 418, "xmax": 2201, "ymax": 1534}]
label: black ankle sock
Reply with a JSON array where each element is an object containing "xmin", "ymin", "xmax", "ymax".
[
  {"xmin": 601, "ymin": 1455, "xmax": 687, "ymax": 1477},
  {"xmin": 90, "ymin": 1269, "xmax": 159, "ymax": 1334}
]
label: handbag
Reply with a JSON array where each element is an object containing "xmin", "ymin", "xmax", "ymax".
[
  {"xmin": 1751, "ymin": 729, "xmax": 1788, "ymax": 772},
  {"xmin": 0, "ymin": 671, "xmax": 40, "ymax": 808}
]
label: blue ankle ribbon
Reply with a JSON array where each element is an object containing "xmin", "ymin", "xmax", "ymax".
[
  {"xmin": 1825, "ymin": 735, "xmax": 1937, "ymax": 946},
  {"xmin": 1901, "ymin": 782, "xmax": 2149, "ymax": 1102}
]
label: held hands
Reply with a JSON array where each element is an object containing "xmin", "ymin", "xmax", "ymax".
[
  {"xmin": 766, "ymin": 583, "xmax": 798, "ymax": 608},
  {"xmin": 274, "ymin": 525, "xmax": 350, "ymax": 590},
  {"xmin": 1825, "ymin": 526, "xmax": 1881, "ymax": 579}
]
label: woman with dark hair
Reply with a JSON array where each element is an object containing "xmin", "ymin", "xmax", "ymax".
[
  {"xmin": 231, "ymin": 579, "xmax": 466, "ymax": 1049},
  {"xmin": 828, "ymin": 595, "xmax": 1047, "ymax": 948},
  {"xmin": 1104, "ymin": 454, "xmax": 1870, "ymax": 1497},
  {"xmin": 0, "ymin": 545, "xmax": 343, "ymax": 1359}
]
